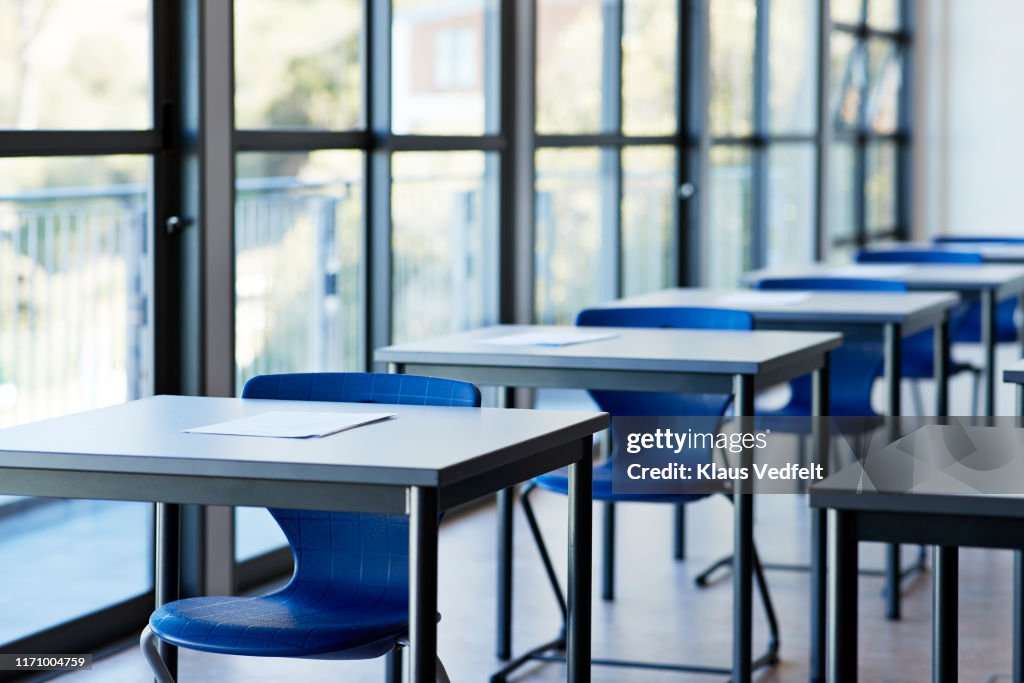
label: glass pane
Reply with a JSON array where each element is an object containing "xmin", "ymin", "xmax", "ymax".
[
  {"xmin": 0, "ymin": 0, "xmax": 149, "ymax": 129},
  {"xmin": 392, "ymin": 0, "xmax": 498, "ymax": 135},
  {"xmin": 535, "ymin": 147, "xmax": 613, "ymax": 324},
  {"xmin": 832, "ymin": 0, "xmax": 862, "ymax": 24},
  {"xmin": 234, "ymin": 151, "xmax": 364, "ymax": 390},
  {"xmin": 769, "ymin": 0, "xmax": 818, "ymax": 134},
  {"xmin": 234, "ymin": 0, "xmax": 361, "ymax": 130},
  {"xmin": 709, "ymin": 0, "xmax": 756, "ymax": 136},
  {"xmin": 766, "ymin": 144, "xmax": 816, "ymax": 269},
  {"xmin": 233, "ymin": 151, "xmax": 363, "ymax": 562},
  {"xmin": 866, "ymin": 39, "xmax": 902, "ymax": 133},
  {"xmin": 537, "ymin": 0, "xmax": 612, "ymax": 134},
  {"xmin": 827, "ymin": 142, "xmax": 857, "ymax": 257},
  {"xmin": 830, "ymin": 32, "xmax": 865, "ymax": 131},
  {"xmin": 706, "ymin": 146, "xmax": 753, "ymax": 287},
  {"xmin": 0, "ymin": 155, "xmax": 153, "ymax": 642},
  {"xmin": 392, "ymin": 151, "xmax": 498, "ymax": 343},
  {"xmin": 866, "ymin": 142, "xmax": 897, "ymax": 233},
  {"xmin": 622, "ymin": 146, "xmax": 675, "ymax": 296},
  {"xmin": 622, "ymin": 0, "xmax": 677, "ymax": 136},
  {"xmin": 867, "ymin": 0, "xmax": 900, "ymax": 30}
]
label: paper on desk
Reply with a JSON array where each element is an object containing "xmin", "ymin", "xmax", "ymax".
[
  {"xmin": 480, "ymin": 330, "xmax": 618, "ymax": 347},
  {"xmin": 830, "ymin": 264, "xmax": 911, "ymax": 276},
  {"xmin": 184, "ymin": 411, "xmax": 395, "ymax": 438},
  {"xmin": 717, "ymin": 291, "xmax": 811, "ymax": 307}
]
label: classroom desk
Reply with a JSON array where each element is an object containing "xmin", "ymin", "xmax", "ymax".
[
  {"xmin": 811, "ymin": 423, "xmax": 1024, "ymax": 683},
  {"xmin": 0, "ymin": 396, "xmax": 607, "ymax": 683},
  {"xmin": 376, "ymin": 324, "xmax": 841, "ymax": 683},
  {"xmin": 600, "ymin": 287, "xmax": 959, "ymax": 416},
  {"xmin": 744, "ymin": 263, "xmax": 1024, "ymax": 416}
]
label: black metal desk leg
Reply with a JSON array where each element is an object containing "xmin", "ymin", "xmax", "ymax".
[
  {"xmin": 1014, "ymin": 551, "xmax": 1024, "ymax": 683},
  {"xmin": 883, "ymin": 322, "xmax": 903, "ymax": 621},
  {"xmin": 496, "ymin": 487, "xmax": 514, "ymax": 659},
  {"xmin": 932, "ymin": 546, "xmax": 958, "ymax": 683},
  {"xmin": 934, "ymin": 317, "xmax": 950, "ymax": 416},
  {"xmin": 410, "ymin": 487, "xmax": 440, "ymax": 683},
  {"xmin": 567, "ymin": 438, "xmax": 593, "ymax": 683},
  {"xmin": 829, "ymin": 510, "xmax": 858, "ymax": 683},
  {"xmin": 495, "ymin": 385, "xmax": 514, "ymax": 659},
  {"xmin": 732, "ymin": 374, "xmax": 755, "ymax": 683},
  {"xmin": 982, "ymin": 289, "xmax": 997, "ymax": 417},
  {"xmin": 810, "ymin": 360, "xmax": 830, "ymax": 683},
  {"xmin": 155, "ymin": 502, "xmax": 180, "ymax": 681}
]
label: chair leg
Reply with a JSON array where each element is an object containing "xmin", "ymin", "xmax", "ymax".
[
  {"xmin": 140, "ymin": 626, "xmax": 176, "ymax": 683},
  {"xmin": 385, "ymin": 647, "xmax": 402, "ymax": 683},
  {"xmin": 673, "ymin": 504, "xmax": 686, "ymax": 560},
  {"xmin": 972, "ymin": 368, "xmax": 981, "ymax": 417},
  {"xmin": 520, "ymin": 483, "xmax": 569, "ymax": 625},
  {"xmin": 752, "ymin": 547, "xmax": 781, "ymax": 662},
  {"xmin": 602, "ymin": 501, "xmax": 615, "ymax": 601},
  {"xmin": 435, "ymin": 656, "xmax": 452, "ymax": 683},
  {"xmin": 911, "ymin": 380, "xmax": 925, "ymax": 417}
]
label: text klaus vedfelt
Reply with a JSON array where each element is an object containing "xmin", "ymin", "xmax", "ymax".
[{"xmin": 623, "ymin": 428, "xmax": 823, "ymax": 482}]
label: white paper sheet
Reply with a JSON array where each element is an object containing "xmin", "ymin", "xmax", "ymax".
[
  {"xmin": 716, "ymin": 291, "xmax": 811, "ymax": 307},
  {"xmin": 830, "ymin": 264, "xmax": 911, "ymax": 277},
  {"xmin": 184, "ymin": 411, "xmax": 395, "ymax": 438},
  {"xmin": 480, "ymin": 330, "xmax": 618, "ymax": 347}
]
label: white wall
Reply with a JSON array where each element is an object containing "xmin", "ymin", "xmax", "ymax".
[{"xmin": 914, "ymin": 0, "xmax": 1024, "ymax": 239}]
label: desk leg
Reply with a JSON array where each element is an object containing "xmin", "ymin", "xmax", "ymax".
[
  {"xmin": 495, "ymin": 385, "xmax": 514, "ymax": 660},
  {"xmin": 982, "ymin": 289, "xmax": 997, "ymax": 417},
  {"xmin": 155, "ymin": 502, "xmax": 180, "ymax": 681},
  {"xmin": 410, "ymin": 487, "xmax": 439, "ymax": 683},
  {"xmin": 732, "ymin": 374, "xmax": 755, "ymax": 683},
  {"xmin": 1014, "ymin": 551, "xmax": 1024, "ymax": 683},
  {"xmin": 932, "ymin": 546, "xmax": 958, "ymax": 683},
  {"xmin": 810, "ymin": 360, "xmax": 830, "ymax": 683},
  {"xmin": 884, "ymin": 322, "xmax": 903, "ymax": 621},
  {"xmin": 829, "ymin": 510, "xmax": 858, "ymax": 683},
  {"xmin": 935, "ymin": 317, "xmax": 950, "ymax": 416},
  {"xmin": 567, "ymin": 437, "xmax": 593, "ymax": 683}
]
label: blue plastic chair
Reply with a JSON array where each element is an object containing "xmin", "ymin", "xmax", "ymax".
[
  {"xmin": 140, "ymin": 372, "xmax": 481, "ymax": 683},
  {"xmin": 494, "ymin": 307, "xmax": 780, "ymax": 681},
  {"xmin": 856, "ymin": 247, "xmax": 1018, "ymax": 346},
  {"xmin": 756, "ymin": 277, "xmax": 980, "ymax": 416}
]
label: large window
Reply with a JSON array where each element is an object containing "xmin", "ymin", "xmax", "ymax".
[
  {"xmin": 707, "ymin": 0, "xmax": 910, "ymax": 284},
  {"xmin": 534, "ymin": 0, "xmax": 680, "ymax": 324},
  {"xmin": 0, "ymin": 0, "xmax": 158, "ymax": 657},
  {"xmin": 232, "ymin": 0, "xmax": 501, "ymax": 565},
  {"xmin": 829, "ymin": 0, "xmax": 909, "ymax": 258}
]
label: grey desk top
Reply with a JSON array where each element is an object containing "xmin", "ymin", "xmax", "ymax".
[
  {"xmin": 597, "ymin": 287, "xmax": 959, "ymax": 326},
  {"xmin": 0, "ymin": 395, "xmax": 608, "ymax": 489},
  {"xmin": 743, "ymin": 263, "xmax": 1024, "ymax": 294},
  {"xmin": 810, "ymin": 424, "xmax": 1024, "ymax": 518},
  {"xmin": 1004, "ymin": 359, "xmax": 1024, "ymax": 386},
  {"xmin": 375, "ymin": 324, "xmax": 842, "ymax": 377},
  {"xmin": 863, "ymin": 241, "xmax": 1024, "ymax": 264}
]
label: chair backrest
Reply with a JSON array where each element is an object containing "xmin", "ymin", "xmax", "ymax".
[
  {"xmin": 934, "ymin": 236, "xmax": 1024, "ymax": 244},
  {"xmin": 241, "ymin": 372, "xmax": 481, "ymax": 607},
  {"xmin": 855, "ymin": 249, "xmax": 983, "ymax": 265},
  {"xmin": 755, "ymin": 277, "xmax": 907, "ymax": 293},
  {"xmin": 751, "ymin": 279, "xmax": 900, "ymax": 415},
  {"xmin": 576, "ymin": 307, "xmax": 752, "ymax": 460}
]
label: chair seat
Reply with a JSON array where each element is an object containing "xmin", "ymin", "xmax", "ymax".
[
  {"xmin": 534, "ymin": 460, "xmax": 714, "ymax": 503},
  {"xmin": 149, "ymin": 594, "xmax": 410, "ymax": 659}
]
